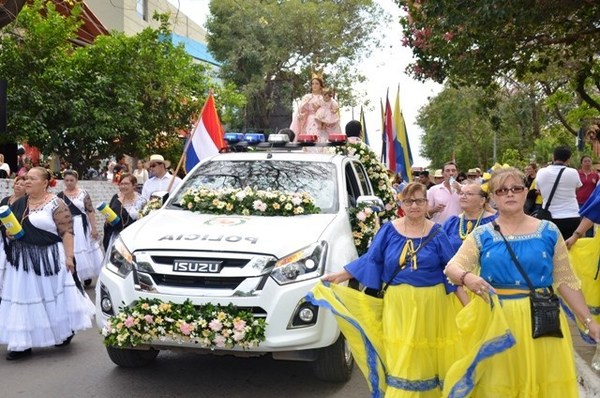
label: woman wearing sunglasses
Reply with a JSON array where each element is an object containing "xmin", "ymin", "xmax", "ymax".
[
  {"xmin": 443, "ymin": 180, "xmax": 497, "ymax": 254},
  {"xmin": 312, "ymin": 182, "xmax": 466, "ymax": 397},
  {"xmin": 443, "ymin": 167, "xmax": 599, "ymax": 397}
]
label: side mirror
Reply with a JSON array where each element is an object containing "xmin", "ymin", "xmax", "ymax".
[
  {"xmin": 356, "ymin": 195, "xmax": 384, "ymax": 212},
  {"xmin": 150, "ymin": 191, "xmax": 169, "ymax": 205}
]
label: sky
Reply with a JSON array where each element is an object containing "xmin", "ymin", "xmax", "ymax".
[{"xmin": 167, "ymin": 0, "xmax": 442, "ymax": 168}]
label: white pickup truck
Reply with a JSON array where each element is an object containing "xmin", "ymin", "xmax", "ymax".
[{"xmin": 96, "ymin": 147, "xmax": 381, "ymax": 381}]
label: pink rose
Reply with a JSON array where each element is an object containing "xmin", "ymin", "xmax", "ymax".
[
  {"xmin": 213, "ymin": 335, "xmax": 227, "ymax": 348},
  {"xmin": 124, "ymin": 316, "xmax": 135, "ymax": 328},
  {"xmin": 233, "ymin": 330, "xmax": 246, "ymax": 342},
  {"xmin": 209, "ymin": 319, "xmax": 223, "ymax": 332},
  {"xmin": 233, "ymin": 319, "xmax": 246, "ymax": 331},
  {"xmin": 179, "ymin": 322, "xmax": 193, "ymax": 336},
  {"xmin": 144, "ymin": 315, "xmax": 154, "ymax": 324}
]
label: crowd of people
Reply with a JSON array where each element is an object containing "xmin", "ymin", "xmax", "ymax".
[
  {"xmin": 310, "ymin": 142, "xmax": 600, "ymax": 397},
  {"xmin": 0, "ymin": 152, "xmax": 182, "ymax": 360}
]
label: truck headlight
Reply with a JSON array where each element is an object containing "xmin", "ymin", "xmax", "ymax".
[
  {"xmin": 271, "ymin": 242, "xmax": 326, "ymax": 285},
  {"xmin": 106, "ymin": 237, "xmax": 136, "ymax": 278}
]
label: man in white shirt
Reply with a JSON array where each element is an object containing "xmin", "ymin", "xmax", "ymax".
[
  {"xmin": 535, "ymin": 146, "xmax": 582, "ymax": 239},
  {"xmin": 141, "ymin": 154, "xmax": 182, "ymax": 200},
  {"xmin": 427, "ymin": 161, "xmax": 461, "ymax": 224}
]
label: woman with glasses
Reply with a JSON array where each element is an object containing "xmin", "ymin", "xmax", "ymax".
[
  {"xmin": 443, "ymin": 180, "xmax": 496, "ymax": 254},
  {"xmin": 310, "ymin": 182, "xmax": 466, "ymax": 397},
  {"xmin": 103, "ymin": 174, "xmax": 147, "ymax": 251},
  {"xmin": 58, "ymin": 170, "xmax": 103, "ymax": 287},
  {"xmin": 443, "ymin": 167, "xmax": 599, "ymax": 397}
]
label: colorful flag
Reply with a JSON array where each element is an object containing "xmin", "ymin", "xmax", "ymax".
[
  {"xmin": 393, "ymin": 86, "xmax": 413, "ymax": 182},
  {"xmin": 359, "ymin": 106, "xmax": 370, "ymax": 145},
  {"xmin": 382, "ymin": 92, "xmax": 396, "ymax": 172},
  {"xmin": 185, "ymin": 93, "xmax": 225, "ymax": 172}
]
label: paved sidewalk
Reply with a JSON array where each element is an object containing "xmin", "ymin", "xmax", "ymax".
[{"xmin": 571, "ymin": 320, "xmax": 600, "ymax": 396}]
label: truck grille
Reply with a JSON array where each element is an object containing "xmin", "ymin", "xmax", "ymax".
[
  {"xmin": 151, "ymin": 256, "xmax": 247, "ymax": 268},
  {"xmin": 149, "ymin": 273, "xmax": 246, "ymax": 289}
]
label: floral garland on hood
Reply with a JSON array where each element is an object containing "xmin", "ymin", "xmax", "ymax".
[
  {"xmin": 335, "ymin": 141, "xmax": 398, "ymax": 255},
  {"xmin": 102, "ymin": 299, "xmax": 267, "ymax": 349}
]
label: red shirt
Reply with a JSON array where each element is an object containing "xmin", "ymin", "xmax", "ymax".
[{"xmin": 577, "ymin": 169, "xmax": 599, "ymax": 205}]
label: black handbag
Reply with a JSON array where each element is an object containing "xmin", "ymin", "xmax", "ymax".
[
  {"xmin": 535, "ymin": 167, "xmax": 565, "ymax": 221},
  {"xmin": 493, "ymin": 222, "xmax": 563, "ymax": 338},
  {"xmin": 371, "ymin": 225, "xmax": 440, "ymax": 298}
]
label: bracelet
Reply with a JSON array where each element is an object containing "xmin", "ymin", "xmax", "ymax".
[
  {"xmin": 584, "ymin": 317, "xmax": 593, "ymax": 334},
  {"xmin": 459, "ymin": 270, "xmax": 472, "ymax": 285}
]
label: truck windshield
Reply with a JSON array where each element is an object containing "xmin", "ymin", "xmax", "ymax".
[{"xmin": 169, "ymin": 160, "xmax": 338, "ymax": 214}]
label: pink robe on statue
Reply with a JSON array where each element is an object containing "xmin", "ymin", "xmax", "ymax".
[
  {"xmin": 290, "ymin": 94, "xmax": 326, "ymax": 141},
  {"xmin": 315, "ymin": 99, "xmax": 342, "ymax": 136}
]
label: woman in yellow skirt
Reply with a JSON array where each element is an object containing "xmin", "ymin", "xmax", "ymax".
[
  {"xmin": 443, "ymin": 168, "xmax": 600, "ymax": 397},
  {"xmin": 309, "ymin": 182, "xmax": 467, "ymax": 397}
]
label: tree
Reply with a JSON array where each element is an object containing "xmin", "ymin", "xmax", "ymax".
[
  {"xmin": 0, "ymin": 0, "xmax": 27, "ymax": 29},
  {"xmin": 396, "ymin": 0, "xmax": 600, "ymax": 136},
  {"xmin": 0, "ymin": 1, "xmax": 244, "ymax": 172},
  {"xmin": 417, "ymin": 84, "xmax": 547, "ymax": 170},
  {"xmin": 206, "ymin": 0, "xmax": 384, "ymax": 131}
]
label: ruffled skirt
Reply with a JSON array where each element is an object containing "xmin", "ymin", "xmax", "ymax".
[
  {"xmin": 443, "ymin": 294, "xmax": 578, "ymax": 397},
  {"xmin": 308, "ymin": 281, "xmax": 463, "ymax": 398},
  {"xmin": 72, "ymin": 215, "xmax": 103, "ymax": 280},
  {"xmin": 0, "ymin": 243, "xmax": 95, "ymax": 351},
  {"xmin": 568, "ymin": 227, "xmax": 600, "ymax": 330}
]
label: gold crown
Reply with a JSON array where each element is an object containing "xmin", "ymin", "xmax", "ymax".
[{"xmin": 311, "ymin": 68, "xmax": 324, "ymax": 80}]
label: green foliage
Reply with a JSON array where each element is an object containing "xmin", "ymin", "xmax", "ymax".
[
  {"xmin": 417, "ymin": 84, "xmax": 545, "ymax": 170},
  {"xmin": 0, "ymin": 0, "xmax": 244, "ymax": 172},
  {"xmin": 206, "ymin": 0, "xmax": 385, "ymax": 130},
  {"xmin": 396, "ymin": 1, "xmax": 600, "ymax": 139}
]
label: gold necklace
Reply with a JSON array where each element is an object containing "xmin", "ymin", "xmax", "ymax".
[{"xmin": 458, "ymin": 210, "xmax": 484, "ymax": 240}]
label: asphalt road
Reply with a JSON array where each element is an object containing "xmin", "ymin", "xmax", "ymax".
[{"xmin": 0, "ymin": 285, "xmax": 369, "ymax": 398}]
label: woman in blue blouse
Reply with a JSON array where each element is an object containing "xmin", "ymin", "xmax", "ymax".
[
  {"xmin": 443, "ymin": 180, "xmax": 496, "ymax": 254},
  {"xmin": 309, "ymin": 182, "xmax": 466, "ymax": 398},
  {"xmin": 443, "ymin": 168, "xmax": 600, "ymax": 397}
]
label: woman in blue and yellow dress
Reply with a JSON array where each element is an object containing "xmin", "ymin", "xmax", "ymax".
[
  {"xmin": 565, "ymin": 183, "xmax": 600, "ymax": 368},
  {"xmin": 443, "ymin": 180, "xmax": 496, "ymax": 254},
  {"xmin": 308, "ymin": 182, "xmax": 467, "ymax": 397},
  {"xmin": 443, "ymin": 168, "xmax": 600, "ymax": 397}
]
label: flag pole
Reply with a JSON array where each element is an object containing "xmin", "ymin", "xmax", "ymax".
[{"xmin": 167, "ymin": 89, "xmax": 214, "ymax": 192}]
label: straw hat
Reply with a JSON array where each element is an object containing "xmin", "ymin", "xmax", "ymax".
[
  {"xmin": 146, "ymin": 154, "xmax": 171, "ymax": 169},
  {"xmin": 433, "ymin": 169, "xmax": 443, "ymax": 178},
  {"xmin": 467, "ymin": 168, "xmax": 479, "ymax": 176}
]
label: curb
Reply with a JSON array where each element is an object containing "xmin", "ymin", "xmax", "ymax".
[{"xmin": 576, "ymin": 351, "xmax": 600, "ymax": 397}]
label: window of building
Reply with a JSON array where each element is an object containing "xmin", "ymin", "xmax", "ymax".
[{"xmin": 136, "ymin": 0, "xmax": 148, "ymax": 22}]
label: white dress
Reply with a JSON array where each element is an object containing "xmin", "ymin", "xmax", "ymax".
[
  {"xmin": 63, "ymin": 190, "xmax": 103, "ymax": 280},
  {"xmin": 0, "ymin": 197, "xmax": 95, "ymax": 351}
]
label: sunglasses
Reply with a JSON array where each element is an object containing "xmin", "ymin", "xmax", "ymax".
[
  {"xmin": 403, "ymin": 198, "xmax": 427, "ymax": 206},
  {"xmin": 458, "ymin": 191, "xmax": 482, "ymax": 197},
  {"xmin": 494, "ymin": 185, "xmax": 526, "ymax": 196},
  {"xmin": 149, "ymin": 162, "xmax": 163, "ymax": 168}
]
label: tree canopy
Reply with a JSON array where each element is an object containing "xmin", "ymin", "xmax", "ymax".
[
  {"xmin": 206, "ymin": 0, "xmax": 385, "ymax": 130},
  {"xmin": 396, "ymin": 0, "xmax": 600, "ymax": 156},
  {"xmin": 0, "ymin": 0, "xmax": 244, "ymax": 171}
]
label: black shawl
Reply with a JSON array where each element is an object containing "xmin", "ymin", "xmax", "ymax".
[
  {"xmin": 9, "ymin": 196, "xmax": 62, "ymax": 276},
  {"xmin": 102, "ymin": 194, "xmax": 135, "ymax": 250},
  {"xmin": 57, "ymin": 191, "xmax": 89, "ymax": 235}
]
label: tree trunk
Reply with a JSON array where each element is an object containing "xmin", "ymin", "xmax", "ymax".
[{"xmin": 0, "ymin": 0, "xmax": 27, "ymax": 29}]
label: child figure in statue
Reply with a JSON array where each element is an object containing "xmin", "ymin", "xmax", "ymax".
[{"xmin": 315, "ymin": 87, "xmax": 342, "ymax": 140}]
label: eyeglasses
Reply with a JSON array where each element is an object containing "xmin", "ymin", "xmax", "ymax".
[
  {"xmin": 148, "ymin": 163, "xmax": 162, "ymax": 168},
  {"xmin": 458, "ymin": 191, "xmax": 482, "ymax": 198},
  {"xmin": 494, "ymin": 185, "xmax": 526, "ymax": 196},
  {"xmin": 403, "ymin": 198, "xmax": 427, "ymax": 206}
]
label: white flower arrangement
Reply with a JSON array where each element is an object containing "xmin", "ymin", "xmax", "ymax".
[
  {"xmin": 180, "ymin": 187, "xmax": 320, "ymax": 216},
  {"xmin": 139, "ymin": 198, "xmax": 163, "ymax": 218},
  {"xmin": 102, "ymin": 299, "xmax": 267, "ymax": 349},
  {"xmin": 335, "ymin": 141, "xmax": 398, "ymax": 253}
]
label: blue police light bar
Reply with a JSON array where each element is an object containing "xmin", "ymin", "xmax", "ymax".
[
  {"xmin": 244, "ymin": 133, "xmax": 265, "ymax": 144},
  {"xmin": 224, "ymin": 132, "xmax": 244, "ymax": 144}
]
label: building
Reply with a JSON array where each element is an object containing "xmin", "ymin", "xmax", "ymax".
[{"xmin": 85, "ymin": 0, "xmax": 218, "ymax": 67}]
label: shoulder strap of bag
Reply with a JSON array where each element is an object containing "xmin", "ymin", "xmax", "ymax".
[
  {"xmin": 542, "ymin": 167, "xmax": 566, "ymax": 211},
  {"xmin": 492, "ymin": 221, "xmax": 539, "ymax": 293},
  {"xmin": 379, "ymin": 224, "xmax": 441, "ymax": 295}
]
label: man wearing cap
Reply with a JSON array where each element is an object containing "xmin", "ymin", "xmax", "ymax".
[
  {"xmin": 467, "ymin": 168, "xmax": 479, "ymax": 181},
  {"xmin": 433, "ymin": 169, "xmax": 444, "ymax": 185},
  {"xmin": 427, "ymin": 161, "xmax": 461, "ymax": 223},
  {"xmin": 141, "ymin": 154, "xmax": 182, "ymax": 200}
]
